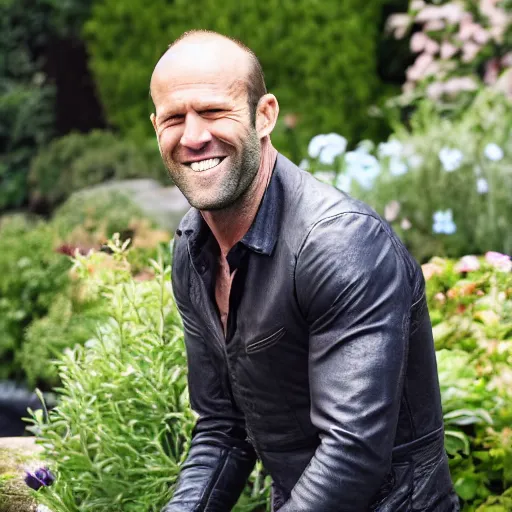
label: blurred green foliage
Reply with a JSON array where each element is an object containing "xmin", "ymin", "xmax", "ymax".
[
  {"xmin": 0, "ymin": 0, "xmax": 56, "ymax": 210},
  {"xmin": 0, "ymin": 189, "xmax": 170, "ymax": 387},
  {"xmin": 0, "ymin": 215, "xmax": 71, "ymax": 382},
  {"xmin": 425, "ymin": 256, "xmax": 512, "ymax": 509},
  {"xmin": 28, "ymin": 130, "xmax": 167, "ymax": 210},
  {"xmin": 83, "ymin": 0, "xmax": 396, "ymax": 157}
]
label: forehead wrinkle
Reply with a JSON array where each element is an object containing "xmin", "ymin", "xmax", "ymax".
[{"xmin": 153, "ymin": 77, "xmax": 249, "ymax": 118}]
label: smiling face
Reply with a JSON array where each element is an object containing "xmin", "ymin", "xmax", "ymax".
[{"xmin": 150, "ymin": 37, "xmax": 263, "ymax": 210}]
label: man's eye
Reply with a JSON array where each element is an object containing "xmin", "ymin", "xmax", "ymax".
[{"xmin": 200, "ymin": 109, "xmax": 223, "ymax": 115}]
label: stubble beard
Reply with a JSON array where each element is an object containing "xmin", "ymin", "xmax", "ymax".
[{"xmin": 162, "ymin": 129, "xmax": 261, "ymax": 211}]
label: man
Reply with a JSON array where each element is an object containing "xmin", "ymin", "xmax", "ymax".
[{"xmin": 150, "ymin": 30, "xmax": 459, "ymax": 511}]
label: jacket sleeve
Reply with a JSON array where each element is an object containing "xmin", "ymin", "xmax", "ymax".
[
  {"xmin": 280, "ymin": 213, "xmax": 412, "ymax": 511},
  {"xmin": 163, "ymin": 253, "xmax": 256, "ymax": 511}
]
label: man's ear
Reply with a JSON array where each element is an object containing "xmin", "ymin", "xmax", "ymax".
[
  {"xmin": 256, "ymin": 94, "xmax": 279, "ymax": 138},
  {"xmin": 150, "ymin": 113, "xmax": 157, "ymax": 134}
]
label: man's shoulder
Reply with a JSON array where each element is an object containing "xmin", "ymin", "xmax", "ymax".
[{"xmin": 276, "ymin": 153, "xmax": 388, "ymax": 244}]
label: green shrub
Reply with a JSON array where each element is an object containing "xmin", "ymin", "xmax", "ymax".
[
  {"xmin": 0, "ymin": 0, "xmax": 56, "ymax": 211},
  {"xmin": 424, "ymin": 254, "xmax": 512, "ymax": 508},
  {"xmin": 305, "ymin": 89, "xmax": 512, "ymax": 262},
  {"xmin": 51, "ymin": 189, "xmax": 152, "ymax": 242},
  {"xmin": 83, "ymin": 0, "xmax": 394, "ymax": 154},
  {"xmin": 28, "ymin": 130, "xmax": 167, "ymax": 210},
  {"xmin": 0, "ymin": 215, "xmax": 72, "ymax": 381},
  {"xmin": 20, "ymin": 288, "xmax": 108, "ymax": 390},
  {"xmin": 30, "ymin": 241, "xmax": 270, "ymax": 511}
]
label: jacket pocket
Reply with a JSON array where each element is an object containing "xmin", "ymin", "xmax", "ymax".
[{"xmin": 246, "ymin": 327, "xmax": 286, "ymax": 354}]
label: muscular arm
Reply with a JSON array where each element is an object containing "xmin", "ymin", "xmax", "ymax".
[
  {"xmin": 280, "ymin": 213, "xmax": 412, "ymax": 511},
  {"xmin": 163, "ymin": 259, "xmax": 256, "ymax": 511}
]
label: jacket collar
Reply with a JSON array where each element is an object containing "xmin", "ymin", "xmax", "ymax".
[{"xmin": 178, "ymin": 155, "xmax": 282, "ymax": 257}]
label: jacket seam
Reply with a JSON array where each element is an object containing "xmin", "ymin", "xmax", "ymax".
[
  {"xmin": 294, "ymin": 212, "xmax": 412, "ymax": 316},
  {"xmin": 197, "ymin": 448, "xmax": 229, "ymax": 511}
]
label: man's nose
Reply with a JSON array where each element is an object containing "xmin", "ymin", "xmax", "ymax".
[{"xmin": 180, "ymin": 112, "xmax": 212, "ymax": 150}]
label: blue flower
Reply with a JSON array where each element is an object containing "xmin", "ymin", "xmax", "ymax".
[
  {"xmin": 484, "ymin": 143, "xmax": 504, "ymax": 162},
  {"xmin": 335, "ymin": 173, "xmax": 352, "ymax": 193},
  {"xmin": 307, "ymin": 133, "xmax": 347, "ymax": 164},
  {"xmin": 476, "ymin": 178, "xmax": 488, "ymax": 194},
  {"xmin": 25, "ymin": 467, "xmax": 55, "ymax": 491},
  {"xmin": 389, "ymin": 157, "xmax": 408, "ymax": 176},
  {"xmin": 378, "ymin": 139, "xmax": 403, "ymax": 159},
  {"xmin": 439, "ymin": 147, "xmax": 463, "ymax": 172},
  {"xmin": 345, "ymin": 151, "xmax": 381, "ymax": 190},
  {"xmin": 433, "ymin": 209, "xmax": 456, "ymax": 235}
]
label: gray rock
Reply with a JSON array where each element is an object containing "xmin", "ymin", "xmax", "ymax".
[{"xmin": 72, "ymin": 179, "xmax": 191, "ymax": 233}]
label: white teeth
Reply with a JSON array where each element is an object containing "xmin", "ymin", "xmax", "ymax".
[{"xmin": 190, "ymin": 158, "xmax": 221, "ymax": 172}]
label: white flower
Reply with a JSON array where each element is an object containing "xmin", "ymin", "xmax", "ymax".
[
  {"xmin": 299, "ymin": 159, "xmax": 310, "ymax": 171},
  {"xmin": 439, "ymin": 147, "xmax": 463, "ymax": 172},
  {"xmin": 307, "ymin": 133, "xmax": 347, "ymax": 163},
  {"xmin": 121, "ymin": 364, "xmax": 136, "ymax": 377},
  {"xmin": 335, "ymin": 173, "xmax": 352, "ymax": 193},
  {"xmin": 345, "ymin": 151, "xmax": 381, "ymax": 190},
  {"xmin": 378, "ymin": 139, "xmax": 403, "ymax": 158},
  {"xmin": 401, "ymin": 218, "xmax": 412, "ymax": 230},
  {"xmin": 355, "ymin": 140, "xmax": 375, "ymax": 154},
  {"xmin": 484, "ymin": 143, "xmax": 504, "ymax": 161},
  {"xmin": 37, "ymin": 505, "xmax": 54, "ymax": 512},
  {"xmin": 384, "ymin": 200, "xmax": 401, "ymax": 222},
  {"xmin": 408, "ymin": 154, "xmax": 424, "ymax": 169},
  {"xmin": 389, "ymin": 158, "xmax": 408, "ymax": 176},
  {"xmin": 476, "ymin": 178, "xmax": 489, "ymax": 194}
]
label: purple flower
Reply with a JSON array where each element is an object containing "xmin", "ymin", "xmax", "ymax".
[{"xmin": 25, "ymin": 467, "xmax": 55, "ymax": 491}]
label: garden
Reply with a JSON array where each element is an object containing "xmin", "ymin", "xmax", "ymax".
[{"xmin": 0, "ymin": 0, "xmax": 511, "ymax": 511}]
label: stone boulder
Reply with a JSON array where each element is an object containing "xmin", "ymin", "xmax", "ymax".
[{"xmin": 73, "ymin": 179, "xmax": 191, "ymax": 233}]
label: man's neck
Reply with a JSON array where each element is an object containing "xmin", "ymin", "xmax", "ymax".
[{"xmin": 201, "ymin": 137, "xmax": 278, "ymax": 257}]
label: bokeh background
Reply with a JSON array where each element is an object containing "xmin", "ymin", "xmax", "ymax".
[{"xmin": 1, "ymin": 1, "xmax": 512, "ymax": 510}]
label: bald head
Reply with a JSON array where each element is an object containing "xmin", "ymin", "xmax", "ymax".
[{"xmin": 151, "ymin": 30, "xmax": 266, "ymax": 124}]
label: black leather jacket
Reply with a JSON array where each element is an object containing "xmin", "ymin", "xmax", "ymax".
[{"xmin": 165, "ymin": 154, "xmax": 459, "ymax": 511}]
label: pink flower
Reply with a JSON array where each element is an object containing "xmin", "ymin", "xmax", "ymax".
[
  {"xmin": 441, "ymin": 2, "xmax": 464, "ymax": 24},
  {"xmin": 440, "ymin": 41, "xmax": 458, "ymax": 60},
  {"xmin": 462, "ymin": 41, "xmax": 482, "ymax": 63},
  {"xmin": 434, "ymin": 292, "xmax": 446, "ymax": 304},
  {"xmin": 484, "ymin": 58, "xmax": 501, "ymax": 85},
  {"xmin": 425, "ymin": 38, "xmax": 440, "ymax": 55},
  {"xmin": 458, "ymin": 15, "xmax": 476, "ymax": 41},
  {"xmin": 443, "ymin": 76, "xmax": 478, "ymax": 96},
  {"xmin": 454, "ymin": 255, "xmax": 480, "ymax": 273},
  {"xmin": 424, "ymin": 20, "xmax": 446, "ymax": 31},
  {"xmin": 472, "ymin": 26, "xmax": 490, "ymax": 45},
  {"xmin": 411, "ymin": 32, "xmax": 429, "ymax": 52},
  {"xmin": 407, "ymin": 53, "xmax": 434, "ymax": 81},
  {"xmin": 485, "ymin": 251, "xmax": 512, "ymax": 272},
  {"xmin": 427, "ymin": 82, "xmax": 444, "ymax": 100},
  {"xmin": 386, "ymin": 13, "xmax": 411, "ymax": 39}
]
